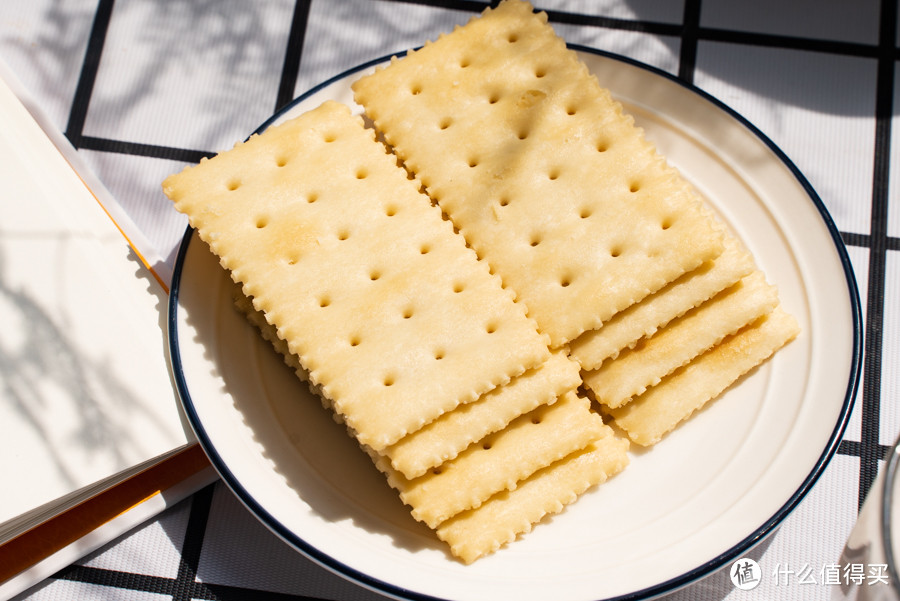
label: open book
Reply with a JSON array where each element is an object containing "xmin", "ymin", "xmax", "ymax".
[{"xmin": 0, "ymin": 66, "xmax": 215, "ymax": 597}]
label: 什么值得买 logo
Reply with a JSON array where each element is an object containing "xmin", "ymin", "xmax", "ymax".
[{"xmin": 730, "ymin": 558, "xmax": 762, "ymax": 591}]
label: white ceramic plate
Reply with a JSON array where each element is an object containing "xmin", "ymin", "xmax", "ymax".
[{"xmin": 168, "ymin": 47, "xmax": 862, "ymax": 601}]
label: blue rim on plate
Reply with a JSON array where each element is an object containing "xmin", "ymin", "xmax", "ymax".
[{"xmin": 167, "ymin": 45, "xmax": 862, "ymax": 601}]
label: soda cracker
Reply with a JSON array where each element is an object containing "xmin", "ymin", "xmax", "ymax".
[
  {"xmin": 352, "ymin": 0, "xmax": 724, "ymax": 347},
  {"xmin": 163, "ymin": 100, "xmax": 550, "ymax": 451}
]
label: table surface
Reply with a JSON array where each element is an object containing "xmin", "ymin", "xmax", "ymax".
[{"xmin": 1, "ymin": 1, "xmax": 897, "ymax": 600}]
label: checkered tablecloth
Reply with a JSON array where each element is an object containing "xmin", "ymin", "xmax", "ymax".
[{"xmin": 1, "ymin": 1, "xmax": 896, "ymax": 599}]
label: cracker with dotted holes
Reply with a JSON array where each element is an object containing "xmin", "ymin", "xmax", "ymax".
[
  {"xmin": 163, "ymin": 100, "xmax": 550, "ymax": 451},
  {"xmin": 234, "ymin": 280, "xmax": 581, "ymax": 479},
  {"xmin": 383, "ymin": 350, "xmax": 582, "ymax": 479},
  {"xmin": 374, "ymin": 391, "xmax": 606, "ymax": 529},
  {"xmin": 436, "ymin": 429, "xmax": 629, "ymax": 564},
  {"xmin": 609, "ymin": 307, "xmax": 800, "ymax": 446},
  {"xmin": 583, "ymin": 270, "xmax": 779, "ymax": 409},
  {"xmin": 568, "ymin": 236, "xmax": 755, "ymax": 371},
  {"xmin": 352, "ymin": 0, "xmax": 724, "ymax": 347}
]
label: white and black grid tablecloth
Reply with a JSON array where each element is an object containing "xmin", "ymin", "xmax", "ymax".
[{"xmin": 1, "ymin": 0, "xmax": 898, "ymax": 599}]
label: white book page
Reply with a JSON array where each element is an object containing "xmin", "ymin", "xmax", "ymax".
[{"xmin": 0, "ymin": 73, "xmax": 192, "ymax": 531}]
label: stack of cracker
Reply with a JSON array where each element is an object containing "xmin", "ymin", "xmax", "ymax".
[
  {"xmin": 352, "ymin": 0, "xmax": 799, "ymax": 447},
  {"xmin": 163, "ymin": 0, "xmax": 799, "ymax": 564},
  {"xmin": 163, "ymin": 100, "xmax": 629, "ymax": 564}
]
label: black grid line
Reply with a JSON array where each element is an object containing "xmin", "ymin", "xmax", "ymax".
[
  {"xmin": 378, "ymin": 0, "xmax": 497, "ymax": 13},
  {"xmin": 691, "ymin": 27, "xmax": 879, "ymax": 58},
  {"xmin": 54, "ymin": 564, "xmax": 331, "ymax": 600},
  {"xmin": 856, "ymin": 0, "xmax": 896, "ymax": 510},
  {"xmin": 171, "ymin": 484, "xmax": 214, "ymax": 601},
  {"xmin": 677, "ymin": 0, "xmax": 702, "ymax": 84},
  {"xmin": 276, "ymin": 0, "xmax": 314, "ymax": 112},
  {"xmin": 840, "ymin": 439, "xmax": 892, "ymax": 462},
  {"xmin": 76, "ymin": 135, "xmax": 214, "ymax": 164},
  {"xmin": 65, "ymin": 0, "xmax": 114, "ymax": 149},
  {"xmin": 842, "ymin": 230, "xmax": 900, "ymax": 252},
  {"xmin": 53, "ymin": 553, "xmax": 329, "ymax": 600},
  {"xmin": 53, "ymin": 565, "xmax": 182, "ymax": 595},
  {"xmin": 40, "ymin": 0, "xmax": 892, "ymax": 595}
]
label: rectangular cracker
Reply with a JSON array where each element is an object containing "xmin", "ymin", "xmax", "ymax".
[
  {"xmin": 436, "ymin": 431, "xmax": 629, "ymax": 564},
  {"xmin": 583, "ymin": 270, "xmax": 779, "ymax": 409},
  {"xmin": 382, "ymin": 350, "xmax": 581, "ymax": 479},
  {"xmin": 374, "ymin": 391, "xmax": 605, "ymax": 528},
  {"xmin": 568, "ymin": 236, "xmax": 755, "ymax": 370},
  {"xmin": 609, "ymin": 307, "xmax": 800, "ymax": 446},
  {"xmin": 163, "ymin": 100, "xmax": 550, "ymax": 451},
  {"xmin": 352, "ymin": 0, "xmax": 724, "ymax": 347},
  {"xmin": 235, "ymin": 280, "xmax": 580, "ymax": 480}
]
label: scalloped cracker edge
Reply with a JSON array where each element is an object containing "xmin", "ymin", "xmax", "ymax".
[
  {"xmin": 583, "ymin": 270, "xmax": 779, "ymax": 409},
  {"xmin": 374, "ymin": 391, "xmax": 606, "ymax": 529},
  {"xmin": 437, "ymin": 430, "xmax": 629, "ymax": 564},
  {"xmin": 609, "ymin": 307, "xmax": 800, "ymax": 446}
]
